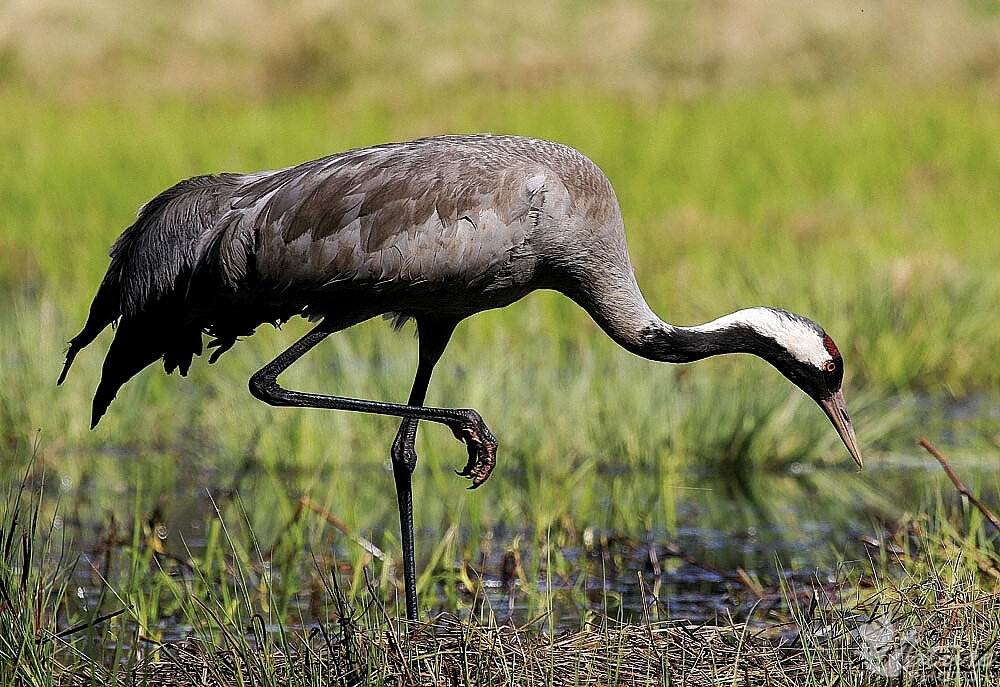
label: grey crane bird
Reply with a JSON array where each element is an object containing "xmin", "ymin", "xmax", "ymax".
[{"xmin": 59, "ymin": 134, "xmax": 863, "ymax": 621}]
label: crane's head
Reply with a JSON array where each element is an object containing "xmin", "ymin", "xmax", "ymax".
[{"xmin": 728, "ymin": 307, "xmax": 863, "ymax": 468}]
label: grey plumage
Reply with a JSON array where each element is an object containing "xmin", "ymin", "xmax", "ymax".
[
  {"xmin": 61, "ymin": 135, "xmax": 634, "ymax": 425},
  {"xmin": 61, "ymin": 133, "xmax": 862, "ymax": 620}
]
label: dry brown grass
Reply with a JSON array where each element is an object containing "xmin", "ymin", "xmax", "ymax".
[
  {"xmin": 3, "ymin": 0, "xmax": 1000, "ymax": 101},
  {"xmin": 53, "ymin": 576, "xmax": 1000, "ymax": 687}
]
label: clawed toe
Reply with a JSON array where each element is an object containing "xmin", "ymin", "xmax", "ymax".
[{"xmin": 451, "ymin": 413, "xmax": 498, "ymax": 488}]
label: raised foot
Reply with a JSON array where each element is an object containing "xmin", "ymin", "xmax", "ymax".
[{"xmin": 448, "ymin": 410, "xmax": 498, "ymax": 488}]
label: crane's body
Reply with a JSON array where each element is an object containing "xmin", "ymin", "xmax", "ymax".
[
  {"xmin": 61, "ymin": 134, "xmax": 862, "ymax": 621},
  {"xmin": 70, "ymin": 136, "xmax": 630, "ymax": 402}
]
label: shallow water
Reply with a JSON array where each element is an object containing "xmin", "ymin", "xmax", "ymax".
[{"xmin": 46, "ymin": 443, "xmax": 999, "ymax": 649}]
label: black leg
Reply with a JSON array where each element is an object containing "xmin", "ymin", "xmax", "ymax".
[
  {"xmin": 248, "ymin": 320, "xmax": 497, "ymax": 487},
  {"xmin": 390, "ymin": 318, "xmax": 458, "ymax": 621},
  {"xmin": 248, "ymin": 317, "xmax": 497, "ymax": 621}
]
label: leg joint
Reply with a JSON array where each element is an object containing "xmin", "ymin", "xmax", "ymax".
[{"xmin": 248, "ymin": 370, "xmax": 278, "ymax": 403}]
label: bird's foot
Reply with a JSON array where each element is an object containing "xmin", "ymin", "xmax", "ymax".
[{"xmin": 449, "ymin": 411, "xmax": 498, "ymax": 488}]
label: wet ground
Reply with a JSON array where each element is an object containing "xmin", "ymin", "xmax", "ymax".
[{"xmin": 47, "ymin": 442, "xmax": 998, "ymax": 645}]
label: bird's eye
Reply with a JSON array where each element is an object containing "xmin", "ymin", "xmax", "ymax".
[{"xmin": 824, "ymin": 360, "xmax": 837, "ymax": 372}]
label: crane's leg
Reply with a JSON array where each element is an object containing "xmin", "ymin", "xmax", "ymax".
[
  {"xmin": 248, "ymin": 318, "xmax": 497, "ymax": 619},
  {"xmin": 249, "ymin": 319, "xmax": 497, "ymax": 485},
  {"xmin": 390, "ymin": 318, "xmax": 458, "ymax": 621}
]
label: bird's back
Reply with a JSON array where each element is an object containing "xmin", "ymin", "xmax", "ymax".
[{"xmin": 209, "ymin": 135, "xmax": 623, "ymax": 312}]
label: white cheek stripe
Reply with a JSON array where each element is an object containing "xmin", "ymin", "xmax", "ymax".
[{"xmin": 690, "ymin": 308, "xmax": 830, "ymax": 368}]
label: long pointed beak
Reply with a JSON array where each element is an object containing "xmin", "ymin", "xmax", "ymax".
[{"xmin": 818, "ymin": 389, "xmax": 863, "ymax": 469}]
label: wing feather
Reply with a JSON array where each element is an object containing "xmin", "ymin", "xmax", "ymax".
[{"xmin": 240, "ymin": 138, "xmax": 553, "ymax": 291}]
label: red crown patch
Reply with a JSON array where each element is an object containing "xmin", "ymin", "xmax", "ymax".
[{"xmin": 822, "ymin": 334, "xmax": 841, "ymax": 358}]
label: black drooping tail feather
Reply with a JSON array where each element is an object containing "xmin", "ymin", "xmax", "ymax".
[
  {"xmin": 59, "ymin": 173, "xmax": 243, "ymax": 427},
  {"xmin": 57, "ymin": 271, "xmax": 118, "ymax": 388}
]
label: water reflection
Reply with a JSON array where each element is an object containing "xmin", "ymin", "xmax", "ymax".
[{"xmin": 35, "ymin": 447, "xmax": 999, "ymax": 648}]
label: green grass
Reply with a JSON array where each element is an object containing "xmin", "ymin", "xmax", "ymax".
[
  {"xmin": 4, "ymin": 447, "xmax": 999, "ymax": 686},
  {"xmin": 4, "ymin": 84, "xmax": 999, "ymax": 461},
  {"xmin": 3, "ymin": 83, "xmax": 1000, "ymax": 608},
  {"xmin": 3, "ymin": 1, "xmax": 1000, "ymax": 678}
]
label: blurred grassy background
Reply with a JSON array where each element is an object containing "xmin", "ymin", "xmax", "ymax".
[
  {"xmin": 2, "ymin": 0, "xmax": 1000, "ymax": 597},
  {"xmin": 4, "ymin": 0, "xmax": 1000, "ymax": 100}
]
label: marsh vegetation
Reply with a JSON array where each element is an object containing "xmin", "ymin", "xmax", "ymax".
[{"xmin": 2, "ymin": 1, "xmax": 1000, "ymax": 683}]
